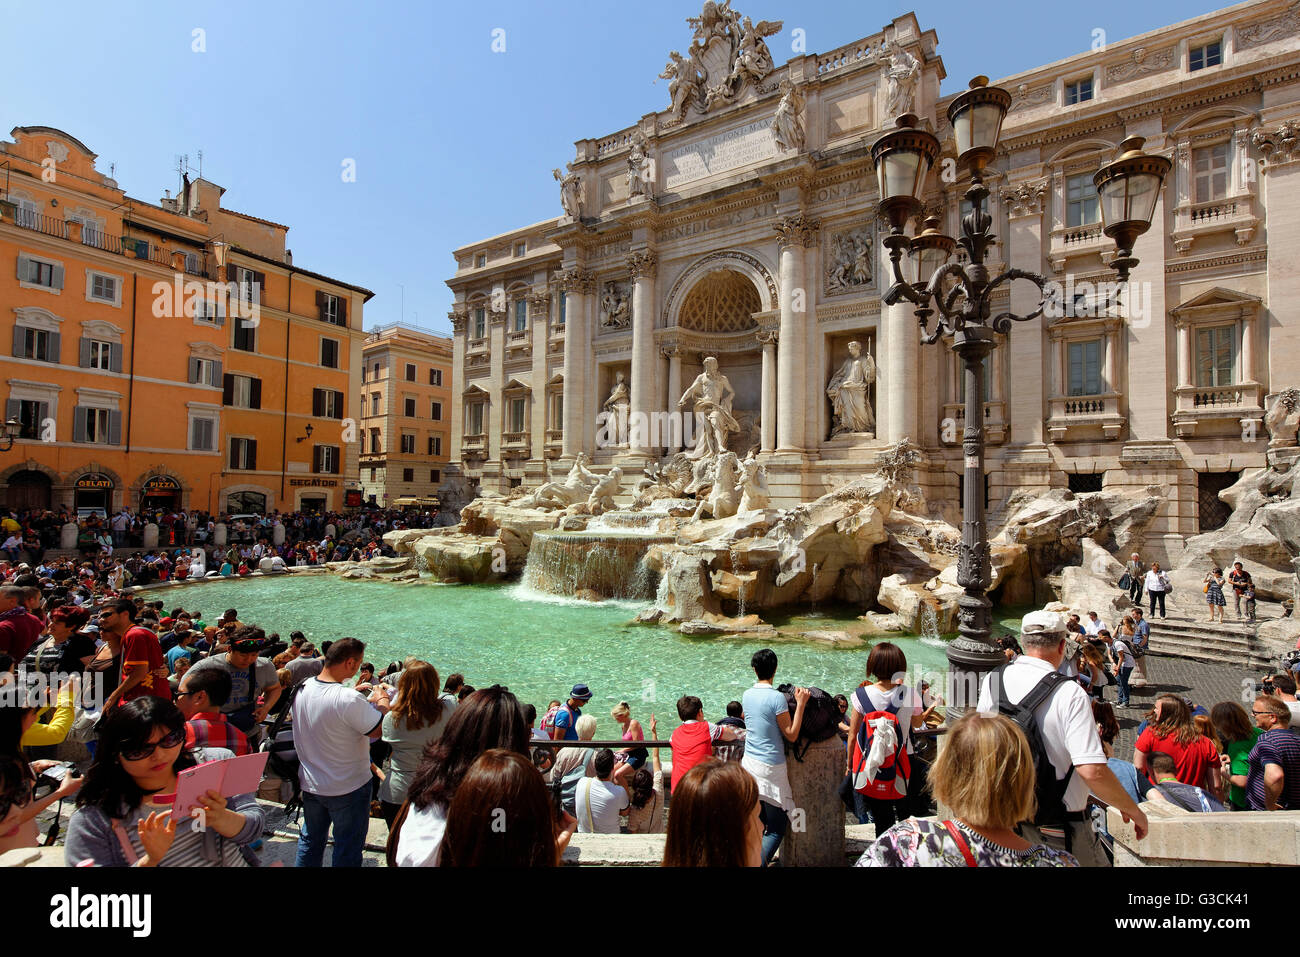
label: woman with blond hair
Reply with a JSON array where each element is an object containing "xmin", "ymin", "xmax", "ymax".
[
  {"xmin": 857, "ymin": 713, "xmax": 1078, "ymax": 867},
  {"xmin": 379, "ymin": 661, "xmax": 454, "ymax": 828},
  {"xmin": 610, "ymin": 701, "xmax": 647, "ymax": 787}
]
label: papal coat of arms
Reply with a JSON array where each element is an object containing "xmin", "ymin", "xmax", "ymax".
[{"xmin": 659, "ymin": 1, "xmax": 782, "ymax": 121}]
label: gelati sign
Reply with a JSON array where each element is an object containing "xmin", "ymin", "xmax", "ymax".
[{"xmin": 75, "ymin": 473, "xmax": 113, "ymax": 490}]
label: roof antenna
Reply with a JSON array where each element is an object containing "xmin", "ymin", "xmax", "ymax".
[{"xmin": 197, "ymin": 149, "xmax": 203, "ymax": 180}]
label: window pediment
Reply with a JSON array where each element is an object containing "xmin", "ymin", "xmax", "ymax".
[
  {"xmin": 13, "ymin": 307, "xmax": 63, "ymax": 331},
  {"xmin": 81, "ymin": 319, "xmax": 124, "ymax": 342}
]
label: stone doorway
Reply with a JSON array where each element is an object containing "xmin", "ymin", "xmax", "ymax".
[{"xmin": 6, "ymin": 469, "xmax": 51, "ymax": 511}]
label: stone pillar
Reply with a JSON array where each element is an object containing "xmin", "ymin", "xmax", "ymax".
[
  {"xmin": 775, "ymin": 215, "xmax": 818, "ymax": 452},
  {"xmin": 325, "ymin": 523, "xmax": 336, "ymax": 539},
  {"xmin": 782, "ymin": 736, "xmax": 845, "ymax": 867},
  {"xmin": 559, "ymin": 269, "xmax": 595, "ymax": 461},
  {"xmin": 759, "ymin": 331, "xmax": 777, "ymax": 452},
  {"xmin": 1176, "ymin": 323, "xmax": 1192, "ymax": 388},
  {"xmin": 662, "ymin": 346, "xmax": 683, "ymax": 454},
  {"xmin": 60, "ymin": 522, "xmax": 78, "ymax": 549},
  {"xmin": 530, "ymin": 291, "xmax": 551, "ymax": 464},
  {"xmin": 487, "ymin": 302, "xmax": 507, "ymax": 467},
  {"xmin": 1004, "ymin": 179, "xmax": 1048, "ymax": 445},
  {"xmin": 1241, "ymin": 315, "xmax": 1255, "ymax": 383},
  {"xmin": 213, "ymin": 523, "xmax": 227, "ymax": 547},
  {"xmin": 627, "ymin": 250, "xmax": 658, "ymax": 459},
  {"xmin": 1125, "ymin": 178, "xmax": 1170, "ymax": 441},
  {"xmin": 142, "ymin": 523, "xmax": 159, "ymax": 549},
  {"xmin": 448, "ymin": 310, "xmax": 467, "ymax": 471},
  {"xmin": 1256, "ymin": 122, "xmax": 1300, "ymax": 390}
]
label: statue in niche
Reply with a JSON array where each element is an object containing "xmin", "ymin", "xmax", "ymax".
[
  {"xmin": 552, "ymin": 167, "xmax": 583, "ymax": 219},
  {"xmin": 679, "ymin": 356, "xmax": 740, "ymax": 461},
  {"xmin": 827, "ymin": 230, "xmax": 873, "ymax": 291},
  {"xmin": 603, "ymin": 371, "xmax": 631, "ymax": 448},
  {"xmin": 827, "ymin": 340, "xmax": 876, "ymax": 437},
  {"xmin": 600, "ymin": 281, "xmax": 631, "ymax": 329},
  {"xmin": 884, "ymin": 41, "xmax": 921, "ymax": 118},
  {"xmin": 627, "ymin": 132, "xmax": 652, "ymax": 200},
  {"xmin": 771, "ymin": 78, "xmax": 805, "ymax": 153},
  {"xmin": 1265, "ymin": 389, "xmax": 1300, "ymax": 449}
]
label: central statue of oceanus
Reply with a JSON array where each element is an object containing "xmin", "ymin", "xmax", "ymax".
[{"xmin": 678, "ymin": 356, "xmax": 740, "ymax": 460}]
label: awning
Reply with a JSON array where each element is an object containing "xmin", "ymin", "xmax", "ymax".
[{"xmin": 392, "ymin": 497, "xmax": 420, "ymax": 507}]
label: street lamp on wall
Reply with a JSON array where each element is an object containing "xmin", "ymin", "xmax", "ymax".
[
  {"xmin": 869, "ymin": 76, "xmax": 1171, "ymax": 717},
  {"xmin": 0, "ymin": 419, "xmax": 21, "ymax": 452},
  {"xmin": 295, "ymin": 423, "xmax": 314, "ymax": 444}
]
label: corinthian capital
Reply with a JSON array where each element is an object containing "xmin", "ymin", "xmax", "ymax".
[
  {"xmin": 774, "ymin": 214, "xmax": 821, "ymax": 248},
  {"xmin": 626, "ymin": 250, "xmax": 658, "ymax": 279},
  {"xmin": 555, "ymin": 267, "xmax": 597, "ymax": 294},
  {"xmin": 1000, "ymin": 179, "xmax": 1048, "ymax": 218},
  {"xmin": 448, "ymin": 310, "xmax": 467, "ymax": 334}
]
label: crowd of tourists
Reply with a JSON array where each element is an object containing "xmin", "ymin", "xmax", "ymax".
[{"xmin": 3, "ymin": 559, "xmax": 1299, "ymax": 867}]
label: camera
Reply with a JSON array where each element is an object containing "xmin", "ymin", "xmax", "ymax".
[{"xmin": 35, "ymin": 762, "xmax": 75, "ymax": 790}]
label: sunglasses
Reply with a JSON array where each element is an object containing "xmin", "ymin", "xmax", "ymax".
[
  {"xmin": 0, "ymin": 781, "xmax": 34, "ymax": 820},
  {"xmin": 121, "ymin": 728, "xmax": 185, "ymax": 762}
]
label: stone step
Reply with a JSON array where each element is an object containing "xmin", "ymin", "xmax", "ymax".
[{"xmin": 1149, "ymin": 635, "xmax": 1275, "ymax": 669}]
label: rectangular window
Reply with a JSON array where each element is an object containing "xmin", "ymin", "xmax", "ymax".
[
  {"xmin": 401, "ymin": 434, "xmax": 415, "ymax": 454},
  {"xmin": 1066, "ymin": 174, "xmax": 1100, "ymax": 227},
  {"xmin": 89, "ymin": 274, "xmax": 118, "ymax": 303},
  {"xmin": 431, "ymin": 401, "xmax": 442, "ymax": 420},
  {"xmin": 319, "ymin": 293, "xmax": 344, "ymax": 326},
  {"xmin": 369, "ymin": 428, "xmax": 382, "ymax": 453},
  {"xmin": 85, "ymin": 340, "xmax": 111, "ymax": 371},
  {"xmin": 430, "ymin": 469, "xmax": 440, "ymax": 484},
  {"xmin": 233, "ymin": 318, "xmax": 256, "ymax": 352},
  {"xmin": 1190, "ymin": 40, "xmax": 1222, "ymax": 72},
  {"xmin": 312, "ymin": 388, "xmax": 344, "ymax": 419},
  {"xmin": 85, "ymin": 408, "xmax": 111, "ymax": 443},
  {"xmin": 234, "ymin": 266, "xmax": 260, "ymax": 304},
  {"xmin": 225, "ymin": 374, "xmax": 262, "ymax": 410},
  {"xmin": 429, "ymin": 368, "xmax": 442, "ymax": 386},
  {"xmin": 16, "ymin": 327, "xmax": 57, "ymax": 363},
  {"xmin": 403, "ymin": 468, "xmax": 414, "ymax": 482},
  {"xmin": 558, "ymin": 292, "xmax": 566, "ymax": 326},
  {"xmin": 404, "ymin": 397, "xmax": 416, "ymax": 417},
  {"xmin": 405, "ymin": 363, "xmax": 416, "ymax": 381},
  {"xmin": 369, "ymin": 467, "xmax": 377, "ymax": 482},
  {"xmin": 20, "ymin": 259, "xmax": 57, "ymax": 288},
  {"xmin": 189, "ymin": 357, "xmax": 220, "ymax": 387},
  {"xmin": 473, "ymin": 308, "xmax": 486, "ymax": 340},
  {"xmin": 1193, "ymin": 143, "xmax": 1230, "ymax": 204},
  {"xmin": 1196, "ymin": 325, "xmax": 1236, "ymax": 387},
  {"xmin": 314, "ymin": 445, "xmax": 340, "ymax": 474},
  {"xmin": 515, "ymin": 242, "xmax": 526, "ymax": 257},
  {"xmin": 371, "ymin": 392, "xmax": 381, "ymax": 415},
  {"xmin": 320, "ymin": 339, "xmax": 340, "ymax": 368},
  {"xmin": 373, "ymin": 362, "xmax": 381, "ymax": 379},
  {"xmin": 476, "ymin": 254, "xmax": 487, "ymax": 268},
  {"xmin": 194, "ymin": 299, "xmax": 224, "ymax": 325},
  {"xmin": 75, "ymin": 406, "xmax": 121, "ymax": 445},
  {"xmin": 189, "ymin": 416, "xmax": 217, "ymax": 452},
  {"xmin": 508, "ymin": 397, "xmax": 526, "ymax": 433},
  {"xmin": 514, "ymin": 299, "xmax": 527, "ymax": 332},
  {"xmin": 229, "ymin": 437, "xmax": 257, "ymax": 470},
  {"xmin": 1065, "ymin": 78, "xmax": 1093, "ymax": 105},
  {"xmin": 432, "ymin": 435, "xmax": 442, "ymax": 456},
  {"xmin": 1067, "ymin": 340, "xmax": 1104, "ymax": 396},
  {"xmin": 467, "ymin": 403, "xmax": 484, "ymax": 436},
  {"xmin": 14, "ymin": 399, "xmax": 47, "ymax": 440}
]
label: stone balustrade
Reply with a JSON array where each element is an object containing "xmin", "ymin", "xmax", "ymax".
[{"xmin": 1108, "ymin": 800, "xmax": 1300, "ymax": 866}]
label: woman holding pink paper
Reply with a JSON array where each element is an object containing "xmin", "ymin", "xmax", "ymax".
[{"xmin": 65, "ymin": 698, "xmax": 265, "ymax": 866}]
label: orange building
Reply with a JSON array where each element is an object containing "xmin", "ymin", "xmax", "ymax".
[
  {"xmin": 358, "ymin": 323, "xmax": 454, "ymax": 506},
  {"xmin": 0, "ymin": 126, "xmax": 373, "ymax": 515}
]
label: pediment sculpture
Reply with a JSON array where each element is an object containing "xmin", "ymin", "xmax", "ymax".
[{"xmin": 660, "ymin": 2, "xmax": 782, "ymax": 121}]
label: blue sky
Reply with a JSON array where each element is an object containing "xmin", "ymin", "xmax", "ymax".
[{"xmin": 2, "ymin": 0, "xmax": 1228, "ymax": 334}]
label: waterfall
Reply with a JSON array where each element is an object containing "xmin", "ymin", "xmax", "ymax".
[
  {"xmin": 810, "ymin": 562, "xmax": 820, "ymax": 615},
  {"xmin": 920, "ymin": 603, "xmax": 943, "ymax": 645},
  {"xmin": 520, "ymin": 530, "xmax": 672, "ymax": 600},
  {"xmin": 730, "ymin": 545, "xmax": 747, "ymax": 619}
]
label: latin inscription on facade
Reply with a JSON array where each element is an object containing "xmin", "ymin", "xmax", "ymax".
[
  {"xmin": 658, "ymin": 202, "xmax": 777, "ymax": 243},
  {"xmin": 664, "ymin": 118, "xmax": 777, "ymax": 190}
]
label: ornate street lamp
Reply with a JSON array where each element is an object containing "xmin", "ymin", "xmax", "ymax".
[
  {"xmin": 0, "ymin": 419, "xmax": 20, "ymax": 452},
  {"xmin": 870, "ymin": 78, "xmax": 1170, "ymax": 716}
]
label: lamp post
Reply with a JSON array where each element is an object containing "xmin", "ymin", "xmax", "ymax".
[
  {"xmin": 870, "ymin": 77, "xmax": 1171, "ymax": 717},
  {"xmin": 0, "ymin": 419, "xmax": 21, "ymax": 452}
]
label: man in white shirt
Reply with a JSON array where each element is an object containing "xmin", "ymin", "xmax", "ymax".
[
  {"xmin": 978, "ymin": 610, "xmax": 1148, "ymax": 866},
  {"xmin": 292, "ymin": 636, "xmax": 390, "ymax": 867},
  {"xmin": 1083, "ymin": 611, "xmax": 1106, "ymax": 636},
  {"xmin": 575, "ymin": 749, "xmax": 629, "ymax": 834}
]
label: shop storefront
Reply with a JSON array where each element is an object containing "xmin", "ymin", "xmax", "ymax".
[
  {"xmin": 140, "ymin": 475, "xmax": 182, "ymax": 511},
  {"xmin": 74, "ymin": 473, "xmax": 114, "ymax": 517}
]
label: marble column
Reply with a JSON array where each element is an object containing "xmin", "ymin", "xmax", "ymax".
[
  {"xmin": 627, "ymin": 250, "xmax": 658, "ymax": 458},
  {"xmin": 664, "ymin": 346, "xmax": 683, "ymax": 453},
  {"xmin": 448, "ymin": 310, "xmax": 467, "ymax": 467},
  {"xmin": 1003, "ymin": 180, "xmax": 1048, "ymax": 445},
  {"xmin": 758, "ymin": 330, "xmax": 777, "ymax": 452},
  {"xmin": 775, "ymin": 215, "xmax": 818, "ymax": 452},
  {"xmin": 487, "ymin": 304, "xmax": 507, "ymax": 466},
  {"xmin": 1176, "ymin": 323, "xmax": 1191, "ymax": 388},
  {"xmin": 1241, "ymin": 316, "xmax": 1255, "ymax": 384},
  {"xmin": 559, "ymin": 269, "xmax": 595, "ymax": 461}
]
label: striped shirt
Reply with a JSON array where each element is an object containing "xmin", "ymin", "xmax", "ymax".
[{"xmin": 1247, "ymin": 728, "xmax": 1300, "ymax": 810}]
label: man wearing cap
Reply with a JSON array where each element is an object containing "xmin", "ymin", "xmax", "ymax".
[
  {"xmin": 184, "ymin": 624, "xmax": 281, "ymax": 740},
  {"xmin": 552, "ymin": 684, "xmax": 593, "ymax": 741},
  {"xmin": 978, "ymin": 609, "xmax": 1149, "ymax": 866}
]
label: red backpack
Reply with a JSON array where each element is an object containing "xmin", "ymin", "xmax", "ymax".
[{"xmin": 849, "ymin": 685, "xmax": 911, "ymax": 800}]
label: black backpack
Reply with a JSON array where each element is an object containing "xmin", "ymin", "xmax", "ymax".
[
  {"xmin": 261, "ymin": 682, "xmax": 304, "ymax": 819},
  {"xmin": 777, "ymin": 684, "xmax": 843, "ymax": 761},
  {"xmin": 991, "ymin": 664, "xmax": 1074, "ymax": 829}
]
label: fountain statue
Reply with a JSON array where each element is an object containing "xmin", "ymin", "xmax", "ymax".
[
  {"xmin": 587, "ymin": 467, "xmax": 624, "ymax": 515},
  {"xmin": 693, "ymin": 451, "xmax": 742, "ymax": 521},
  {"xmin": 827, "ymin": 340, "xmax": 876, "ymax": 437},
  {"xmin": 738, "ymin": 450, "xmax": 770, "ymax": 512},
  {"xmin": 520, "ymin": 452, "xmax": 599, "ymax": 510},
  {"xmin": 679, "ymin": 355, "xmax": 740, "ymax": 461}
]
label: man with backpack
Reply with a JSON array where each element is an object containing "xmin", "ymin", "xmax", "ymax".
[
  {"xmin": 551, "ymin": 684, "xmax": 594, "ymax": 741},
  {"xmin": 977, "ymin": 610, "xmax": 1149, "ymax": 866}
]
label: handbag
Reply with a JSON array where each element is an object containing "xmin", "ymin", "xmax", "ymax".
[{"xmin": 1118, "ymin": 573, "xmax": 1131, "ymax": 591}]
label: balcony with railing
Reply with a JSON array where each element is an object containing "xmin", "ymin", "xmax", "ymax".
[
  {"xmin": 1048, "ymin": 220, "xmax": 1112, "ymax": 273},
  {"xmin": 1171, "ymin": 194, "xmax": 1258, "ymax": 254},
  {"xmin": 1046, "ymin": 392, "xmax": 1125, "ymax": 442},
  {"xmin": 940, "ymin": 400, "xmax": 1007, "ymax": 445},
  {"xmin": 1171, "ymin": 381, "xmax": 1264, "ymax": 437},
  {"xmin": 501, "ymin": 431, "xmax": 530, "ymax": 456}
]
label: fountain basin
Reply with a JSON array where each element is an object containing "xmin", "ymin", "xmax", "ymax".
[{"xmin": 521, "ymin": 530, "xmax": 676, "ymax": 600}]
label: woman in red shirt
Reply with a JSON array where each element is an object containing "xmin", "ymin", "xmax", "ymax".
[{"xmin": 1133, "ymin": 694, "xmax": 1222, "ymax": 792}]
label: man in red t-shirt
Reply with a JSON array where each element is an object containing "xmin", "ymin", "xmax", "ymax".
[
  {"xmin": 0, "ymin": 585, "xmax": 44, "ymax": 661},
  {"xmin": 669, "ymin": 695, "xmax": 741, "ymax": 792},
  {"xmin": 1133, "ymin": 694, "xmax": 1221, "ymax": 791},
  {"xmin": 99, "ymin": 598, "xmax": 171, "ymax": 708}
]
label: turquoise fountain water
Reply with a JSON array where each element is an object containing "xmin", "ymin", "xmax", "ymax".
[{"xmin": 177, "ymin": 575, "xmax": 953, "ymax": 737}]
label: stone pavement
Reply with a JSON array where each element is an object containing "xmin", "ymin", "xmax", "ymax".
[{"xmin": 1110, "ymin": 653, "xmax": 1257, "ymax": 756}]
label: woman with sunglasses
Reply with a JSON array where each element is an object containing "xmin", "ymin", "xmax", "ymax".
[
  {"xmin": 64, "ymin": 697, "xmax": 264, "ymax": 866},
  {"xmin": 0, "ymin": 700, "xmax": 84, "ymax": 855}
]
